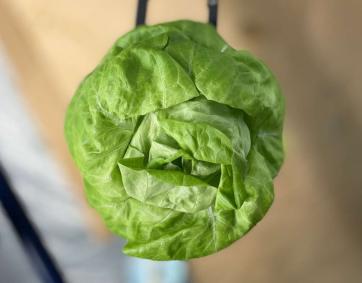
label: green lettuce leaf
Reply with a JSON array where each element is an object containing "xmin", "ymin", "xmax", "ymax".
[{"xmin": 65, "ymin": 20, "xmax": 285, "ymax": 260}]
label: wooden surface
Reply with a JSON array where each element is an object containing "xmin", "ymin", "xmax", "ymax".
[{"xmin": 1, "ymin": 0, "xmax": 361, "ymax": 282}]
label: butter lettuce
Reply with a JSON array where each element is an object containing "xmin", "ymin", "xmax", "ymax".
[{"xmin": 65, "ymin": 20, "xmax": 284, "ymax": 260}]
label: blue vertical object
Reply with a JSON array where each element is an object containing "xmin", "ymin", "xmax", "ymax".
[
  {"xmin": 0, "ymin": 164, "xmax": 66, "ymax": 283},
  {"xmin": 126, "ymin": 258, "xmax": 189, "ymax": 283}
]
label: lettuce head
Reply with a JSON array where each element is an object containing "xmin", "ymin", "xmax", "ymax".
[{"xmin": 65, "ymin": 20, "xmax": 285, "ymax": 260}]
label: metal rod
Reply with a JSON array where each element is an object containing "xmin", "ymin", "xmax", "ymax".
[
  {"xmin": 208, "ymin": 0, "xmax": 218, "ymax": 27},
  {"xmin": 0, "ymin": 163, "xmax": 66, "ymax": 283},
  {"xmin": 136, "ymin": 0, "xmax": 148, "ymax": 26}
]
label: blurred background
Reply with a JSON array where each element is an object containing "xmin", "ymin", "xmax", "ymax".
[{"xmin": 0, "ymin": 0, "xmax": 361, "ymax": 282}]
